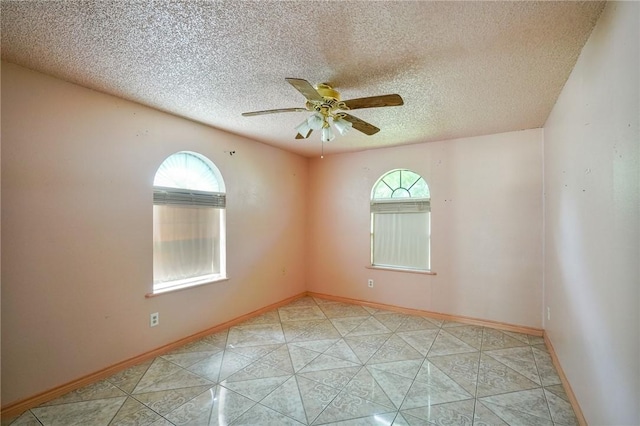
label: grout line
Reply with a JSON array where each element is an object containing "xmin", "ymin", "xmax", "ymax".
[
  {"xmin": 472, "ymin": 328, "xmax": 485, "ymax": 422},
  {"xmin": 530, "ymin": 343, "xmax": 556, "ymax": 423}
]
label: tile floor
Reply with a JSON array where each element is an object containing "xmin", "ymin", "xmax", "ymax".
[{"xmin": 5, "ymin": 296, "xmax": 578, "ymax": 425}]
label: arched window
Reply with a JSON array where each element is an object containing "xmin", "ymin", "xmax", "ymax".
[
  {"xmin": 371, "ymin": 169, "xmax": 431, "ymax": 271},
  {"xmin": 152, "ymin": 151, "xmax": 226, "ymax": 294}
]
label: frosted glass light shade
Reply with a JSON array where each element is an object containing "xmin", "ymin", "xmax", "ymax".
[
  {"xmin": 321, "ymin": 125, "xmax": 335, "ymax": 142},
  {"xmin": 307, "ymin": 112, "xmax": 324, "ymax": 130},
  {"xmin": 333, "ymin": 117, "xmax": 353, "ymax": 135},
  {"xmin": 295, "ymin": 120, "xmax": 312, "ymax": 137}
]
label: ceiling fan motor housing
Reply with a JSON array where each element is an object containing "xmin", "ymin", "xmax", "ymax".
[
  {"xmin": 315, "ymin": 83, "xmax": 340, "ymax": 101},
  {"xmin": 307, "ymin": 84, "xmax": 347, "ymax": 117}
]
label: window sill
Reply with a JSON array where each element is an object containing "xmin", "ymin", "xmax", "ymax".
[
  {"xmin": 366, "ymin": 265, "xmax": 437, "ymax": 275},
  {"xmin": 146, "ymin": 275, "xmax": 229, "ymax": 298}
]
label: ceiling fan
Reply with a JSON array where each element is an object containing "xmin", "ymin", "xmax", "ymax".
[{"xmin": 242, "ymin": 78, "xmax": 404, "ymax": 143}]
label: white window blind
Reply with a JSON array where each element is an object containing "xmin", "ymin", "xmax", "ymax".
[
  {"xmin": 153, "ymin": 205, "xmax": 223, "ymax": 286},
  {"xmin": 153, "ymin": 187, "xmax": 226, "ymax": 208},
  {"xmin": 372, "ymin": 211, "xmax": 430, "ymax": 270},
  {"xmin": 370, "ymin": 199, "xmax": 430, "ymax": 213}
]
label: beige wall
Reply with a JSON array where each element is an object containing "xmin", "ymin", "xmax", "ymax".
[
  {"xmin": 307, "ymin": 129, "xmax": 543, "ymax": 329},
  {"xmin": 1, "ymin": 62, "xmax": 308, "ymax": 405},
  {"xmin": 543, "ymin": 2, "xmax": 639, "ymax": 424}
]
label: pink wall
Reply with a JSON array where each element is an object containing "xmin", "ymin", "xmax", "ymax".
[
  {"xmin": 4, "ymin": 5, "xmax": 637, "ymax": 416},
  {"xmin": 307, "ymin": 129, "xmax": 543, "ymax": 329},
  {"xmin": 543, "ymin": 2, "xmax": 639, "ymax": 424},
  {"xmin": 1, "ymin": 63, "xmax": 308, "ymax": 405}
]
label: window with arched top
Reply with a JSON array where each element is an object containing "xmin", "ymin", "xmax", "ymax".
[
  {"xmin": 152, "ymin": 151, "xmax": 226, "ymax": 294},
  {"xmin": 371, "ymin": 169, "xmax": 431, "ymax": 271}
]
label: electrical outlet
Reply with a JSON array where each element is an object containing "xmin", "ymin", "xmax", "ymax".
[
  {"xmin": 368, "ymin": 279, "xmax": 374, "ymax": 288},
  {"xmin": 546, "ymin": 307, "xmax": 551, "ymax": 321},
  {"xmin": 150, "ymin": 312, "xmax": 159, "ymax": 327}
]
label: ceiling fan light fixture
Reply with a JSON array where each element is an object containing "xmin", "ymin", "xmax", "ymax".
[
  {"xmin": 333, "ymin": 116, "xmax": 353, "ymax": 136},
  {"xmin": 242, "ymin": 78, "xmax": 403, "ymax": 154},
  {"xmin": 295, "ymin": 119, "xmax": 312, "ymax": 138},
  {"xmin": 307, "ymin": 112, "xmax": 324, "ymax": 130},
  {"xmin": 321, "ymin": 125, "xmax": 335, "ymax": 143}
]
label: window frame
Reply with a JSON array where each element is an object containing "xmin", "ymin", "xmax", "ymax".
[
  {"xmin": 149, "ymin": 151, "xmax": 227, "ymax": 296},
  {"xmin": 370, "ymin": 169, "xmax": 432, "ymax": 273}
]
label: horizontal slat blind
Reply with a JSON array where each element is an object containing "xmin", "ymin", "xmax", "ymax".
[
  {"xmin": 153, "ymin": 186, "xmax": 226, "ymax": 208},
  {"xmin": 371, "ymin": 199, "xmax": 430, "ymax": 213}
]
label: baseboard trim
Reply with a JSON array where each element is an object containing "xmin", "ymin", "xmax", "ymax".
[
  {"xmin": 307, "ymin": 291, "xmax": 544, "ymax": 336},
  {"xmin": 0, "ymin": 291, "xmax": 307, "ymax": 420},
  {"xmin": 543, "ymin": 332, "xmax": 587, "ymax": 426}
]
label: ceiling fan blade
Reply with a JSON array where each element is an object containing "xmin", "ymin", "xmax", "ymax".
[
  {"xmin": 295, "ymin": 129, "xmax": 313, "ymax": 139},
  {"xmin": 341, "ymin": 113, "xmax": 380, "ymax": 135},
  {"xmin": 242, "ymin": 107, "xmax": 308, "ymax": 117},
  {"xmin": 285, "ymin": 78, "xmax": 324, "ymax": 102},
  {"xmin": 342, "ymin": 94, "xmax": 404, "ymax": 110}
]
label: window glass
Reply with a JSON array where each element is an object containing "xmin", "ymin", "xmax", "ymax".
[
  {"xmin": 153, "ymin": 151, "xmax": 223, "ymax": 192},
  {"xmin": 373, "ymin": 182, "xmax": 393, "ymax": 199}
]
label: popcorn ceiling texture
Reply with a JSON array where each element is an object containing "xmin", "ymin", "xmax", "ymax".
[{"xmin": 1, "ymin": 1, "xmax": 605, "ymax": 157}]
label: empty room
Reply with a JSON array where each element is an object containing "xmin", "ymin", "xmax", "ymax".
[{"xmin": 1, "ymin": 1, "xmax": 638, "ymax": 425}]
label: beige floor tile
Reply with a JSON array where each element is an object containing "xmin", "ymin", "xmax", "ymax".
[
  {"xmin": 329, "ymin": 316, "xmax": 369, "ymax": 336},
  {"xmin": 164, "ymin": 385, "xmax": 255, "ymax": 425},
  {"xmin": 476, "ymin": 354, "xmax": 539, "ymax": 397},
  {"xmin": 395, "ymin": 329, "xmax": 439, "ymax": 356},
  {"xmin": 38, "ymin": 380, "xmax": 127, "ymax": 407},
  {"xmin": 401, "ymin": 399, "xmax": 476, "ymax": 425},
  {"xmin": 133, "ymin": 385, "xmax": 212, "ymax": 416},
  {"xmin": 298, "ymin": 366, "xmax": 361, "ymax": 390},
  {"xmin": 479, "ymin": 388, "xmax": 553, "ymax": 424},
  {"xmin": 312, "ymin": 390, "xmax": 395, "ymax": 425},
  {"xmin": 31, "ymin": 397, "xmax": 127, "ymax": 426},
  {"xmin": 483, "ymin": 346, "xmax": 541, "ymax": 385},
  {"xmin": 232, "ymin": 403, "xmax": 305, "ymax": 425},
  {"xmin": 318, "ymin": 302, "xmax": 370, "ymax": 319},
  {"xmin": 344, "ymin": 334, "xmax": 391, "ymax": 364},
  {"xmin": 343, "ymin": 368, "xmax": 396, "ymax": 409},
  {"xmin": 260, "ymin": 376, "xmax": 308, "ymax": 424},
  {"xmin": 109, "ymin": 396, "xmax": 166, "ymax": 425},
  {"xmin": 428, "ymin": 330, "xmax": 479, "ymax": 356},
  {"xmin": 444, "ymin": 325, "xmax": 485, "ymax": 350},
  {"xmin": 373, "ymin": 312, "xmax": 412, "ymax": 332}
]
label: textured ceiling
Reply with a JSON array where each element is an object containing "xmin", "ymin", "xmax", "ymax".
[{"xmin": 1, "ymin": 1, "xmax": 605, "ymax": 157}]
